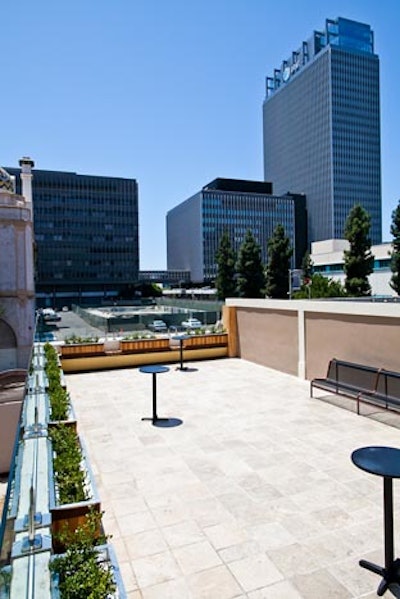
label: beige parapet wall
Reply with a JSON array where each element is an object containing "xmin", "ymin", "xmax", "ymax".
[{"xmin": 225, "ymin": 299, "xmax": 400, "ymax": 380}]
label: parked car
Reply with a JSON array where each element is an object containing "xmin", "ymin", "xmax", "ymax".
[
  {"xmin": 40, "ymin": 308, "xmax": 61, "ymax": 322},
  {"xmin": 147, "ymin": 319, "xmax": 168, "ymax": 332},
  {"xmin": 181, "ymin": 318, "xmax": 202, "ymax": 330}
]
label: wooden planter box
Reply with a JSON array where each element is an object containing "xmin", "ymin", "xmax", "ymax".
[
  {"xmin": 61, "ymin": 343, "xmax": 105, "ymax": 358},
  {"xmin": 48, "ymin": 436, "xmax": 101, "ymax": 552},
  {"xmin": 120, "ymin": 338, "xmax": 170, "ymax": 353},
  {"xmin": 184, "ymin": 333, "xmax": 228, "ymax": 349}
]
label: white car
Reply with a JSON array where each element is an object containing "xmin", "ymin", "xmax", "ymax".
[
  {"xmin": 147, "ymin": 319, "xmax": 167, "ymax": 332},
  {"xmin": 181, "ymin": 318, "xmax": 202, "ymax": 329}
]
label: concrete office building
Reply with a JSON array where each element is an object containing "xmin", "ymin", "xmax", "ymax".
[
  {"xmin": 263, "ymin": 17, "xmax": 382, "ymax": 245},
  {"xmin": 7, "ymin": 164, "xmax": 139, "ymax": 307},
  {"xmin": 311, "ymin": 238, "xmax": 394, "ymax": 296},
  {"xmin": 167, "ymin": 178, "xmax": 307, "ymax": 283}
]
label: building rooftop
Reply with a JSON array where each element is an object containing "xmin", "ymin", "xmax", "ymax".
[
  {"xmin": 65, "ymin": 357, "xmax": 400, "ymax": 598},
  {"xmin": 202, "ymin": 178, "xmax": 273, "ymax": 195}
]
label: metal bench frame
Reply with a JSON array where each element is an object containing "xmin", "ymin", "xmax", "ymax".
[{"xmin": 310, "ymin": 359, "xmax": 400, "ymax": 415}]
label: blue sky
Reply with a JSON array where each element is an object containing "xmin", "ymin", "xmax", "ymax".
[{"xmin": 2, "ymin": 0, "xmax": 399, "ymax": 269}]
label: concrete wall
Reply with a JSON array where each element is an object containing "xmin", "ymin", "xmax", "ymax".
[{"xmin": 226, "ymin": 299, "xmax": 400, "ymax": 380}]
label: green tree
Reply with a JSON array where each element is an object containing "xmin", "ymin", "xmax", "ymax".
[
  {"xmin": 265, "ymin": 224, "xmax": 293, "ymax": 299},
  {"xmin": 390, "ymin": 200, "xmax": 400, "ymax": 295},
  {"xmin": 215, "ymin": 230, "xmax": 237, "ymax": 300},
  {"xmin": 301, "ymin": 251, "xmax": 313, "ymax": 283},
  {"xmin": 343, "ymin": 204, "xmax": 374, "ymax": 296},
  {"xmin": 236, "ymin": 229, "xmax": 265, "ymax": 298},
  {"xmin": 293, "ymin": 273, "xmax": 345, "ymax": 299}
]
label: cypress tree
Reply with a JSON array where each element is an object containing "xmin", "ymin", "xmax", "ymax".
[
  {"xmin": 343, "ymin": 204, "xmax": 374, "ymax": 296},
  {"xmin": 265, "ymin": 224, "xmax": 293, "ymax": 299},
  {"xmin": 236, "ymin": 230, "xmax": 265, "ymax": 298},
  {"xmin": 390, "ymin": 201, "xmax": 400, "ymax": 295},
  {"xmin": 215, "ymin": 230, "xmax": 237, "ymax": 300}
]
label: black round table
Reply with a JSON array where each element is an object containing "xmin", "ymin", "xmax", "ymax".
[
  {"xmin": 140, "ymin": 365, "xmax": 169, "ymax": 424},
  {"xmin": 170, "ymin": 335, "xmax": 190, "ymax": 370},
  {"xmin": 351, "ymin": 446, "xmax": 400, "ymax": 596}
]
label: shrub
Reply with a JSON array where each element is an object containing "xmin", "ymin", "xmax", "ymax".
[
  {"xmin": 49, "ymin": 425, "xmax": 88, "ymax": 505},
  {"xmin": 50, "ymin": 510, "xmax": 115, "ymax": 599}
]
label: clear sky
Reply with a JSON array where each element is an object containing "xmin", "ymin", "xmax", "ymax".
[{"xmin": 2, "ymin": 0, "xmax": 399, "ymax": 269}]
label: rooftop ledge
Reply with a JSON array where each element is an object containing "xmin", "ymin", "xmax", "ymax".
[{"xmin": 226, "ymin": 297, "xmax": 400, "ymax": 318}]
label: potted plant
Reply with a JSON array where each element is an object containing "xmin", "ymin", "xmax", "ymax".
[
  {"xmin": 50, "ymin": 509, "xmax": 126, "ymax": 598},
  {"xmin": 44, "ymin": 343, "xmax": 75, "ymax": 427},
  {"xmin": 61, "ymin": 335, "xmax": 104, "ymax": 358},
  {"xmin": 49, "ymin": 424, "xmax": 101, "ymax": 551},
  {"xmin": 120, "ymin": 332, "xmax": 170, "ymax": 353}
]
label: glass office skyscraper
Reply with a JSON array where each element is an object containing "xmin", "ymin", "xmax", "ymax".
[
  {"xmin": 263, "ymin": 17, "xmax": 381, "ymax": 245},
  {"xmin": 167, "ymin": 178, "xmax": 307, "ymax": 283},
  {"xmin": 7, "ymin": 167, "xmax": 139, "ymax": 307}
]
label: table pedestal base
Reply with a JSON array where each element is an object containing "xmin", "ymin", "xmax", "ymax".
[
  {"xmin": 360, "ymin": 558, "xmax": 400, "ymax": 596},
  {"xmin": 141, "ymin": 417, "xmax": 169, "ymax": 424}
]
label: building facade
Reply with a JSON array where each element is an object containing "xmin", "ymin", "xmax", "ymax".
[
  {"xmin": 263, "ymin": 17, "xmax": 381, "ymax": 245},
  {"xmin": 0, "ymin": 163, "xmax": 35, "ymax": 369},
  {"xmin": 167, "ymin": 178, "xmax": 307, "ymax": 283},
  {"xmin": 7, "ymin": 165, "xmax": 139, "ymax": 307},
  {"xmin": 311, "ymin": 238, "xmax": 393, "ymax": 296}
]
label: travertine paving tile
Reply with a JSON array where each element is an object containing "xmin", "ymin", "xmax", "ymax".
[
  {"xmin": 203, "ymin": 522, "xmax": 248, "ymax": 550},
  {"xmin": 187, "ymin": 564, "xmax": 243, "ymax": 598},
  {"xmin": 292, "ymin": 568, "xmax": 352, "ymax": 598},
  {"xmin": 267, "ymin": 542, "xmax": 320, "ymax": 576},
  {"xmin": 141, "ymin": 578, "xmax": 192, "ymax": 599},
  {"xmin": 172, "ymin": 540, "xmax": 222, "ymax": 575},
  {"xmin": 125, "ymin": 528, "xmax": 168, "ymax": 560},
  {"xmin": 162, "ymin": 520, "xmax": 205, "ymax": 549},
  {"xmin": 227, "ymin": 553, "xmax": 284, "ymax": 592},
  {"xmin": 130, "ymin": 550, "xmax": 181, "ymax": 588},
  {"xmin": 247, "ymin": 580, "xmax": 304, "ymax": 598}
]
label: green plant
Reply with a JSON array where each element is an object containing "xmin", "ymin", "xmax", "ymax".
[
  {"xmin": 50, "ymin": 425, "xmax": 88, "ymax": 505},
  {"xmin": 390, "ymin": 199, "xmax": 400, "ymax": 295},
  {"xmin": 50, "ymin": 387, "xmax": 70, "ymax": 421},
  {"xmin": 293, "ymin": 273, "xmax": 345, "ymax": 299},
  {"xmin": 44, "ymin": 343, "xmax": 70, "ymax": 420},
  {"xmin": 343, "ymin": 204, "xmax": 374, "ymax": 296},
  {"xmin": 50, "ymin": 510, "xmax": 115, "ymax": 599},
  {"xmin": 265, "ymin": 224, "xmax": 293, "ymax": 299},
  {"xmin": 236, "ymin": 229, "xmax": 265, "ymax": 298},
  {"xmin": 215, "ymin": 230, "xmax": 237, "ymax": 300},
  {"xmin": 64, "ymin": 334, "xmax": 99, "ymax": 344}
]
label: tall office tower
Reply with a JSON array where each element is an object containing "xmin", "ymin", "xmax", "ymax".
[
  {"xmin": 167, "ymin": 178, "xmax": 307, "ymax": 283},
  {"xmin": 7, "ymin": 164, "xmax": 139, "ymax": 307},
  {"xmin": 263, "ymin": 17, "xmax": 381, "ymax": 245}
]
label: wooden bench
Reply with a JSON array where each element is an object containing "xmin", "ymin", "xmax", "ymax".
[{"xmin": 310, "ymin": 359, "xmax": 400, "ymax": 415}]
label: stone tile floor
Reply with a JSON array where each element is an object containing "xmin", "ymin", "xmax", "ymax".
[{"xmin": 64, "ymin": 358, "xmax": 400, "ymax": 598}]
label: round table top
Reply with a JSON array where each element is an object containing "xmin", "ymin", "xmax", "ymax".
[
  {"xmin": 171, "ymin": 334, "xmax": 190, "ymax": 341},
  {"xmin": 139, "ymin": 365, "xmax": 170, "ymax": 374},
  {"xmin": 351, "ymin": 446, "xmax": 400, "ymax": 478}
]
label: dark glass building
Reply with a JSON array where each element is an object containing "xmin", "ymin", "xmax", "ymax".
[
  {"xmin": 167, "ymin": 178, "xmax": 307, "ymax": 283},
  {"xmin": 263, "ymin": 17, "xmax": 382, "ymax": 245},
  {"xmin": 7, "ymin": 167, "xmax": 139, "ymax": 307}
]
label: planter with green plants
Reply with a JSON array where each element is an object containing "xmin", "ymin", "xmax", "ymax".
[
  {"xmin": 120, "ymin": 333, "xmax": 170, "ymax": 353},
  {"xmin": 61, "ymin": 335, "xmax": 104, "ymax": 358},
  {"xmin": 45, "ymin": 343, "xmax": 75, "ymax": 427},
  {"xmin": 183, "ymin": 331, "xmax": 227, "ymax": 349},
  {"xmin": 50, "ymin": 509, "xmax": 126, "ymax": 599},
  {"xmin": 48, "ymin": 424, "xmax": 100, "ymax": 552}
]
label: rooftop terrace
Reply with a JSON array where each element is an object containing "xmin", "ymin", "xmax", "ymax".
[{"xmin": 65, "ymin": 357, "xmax": 400, "ymax": 598}]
